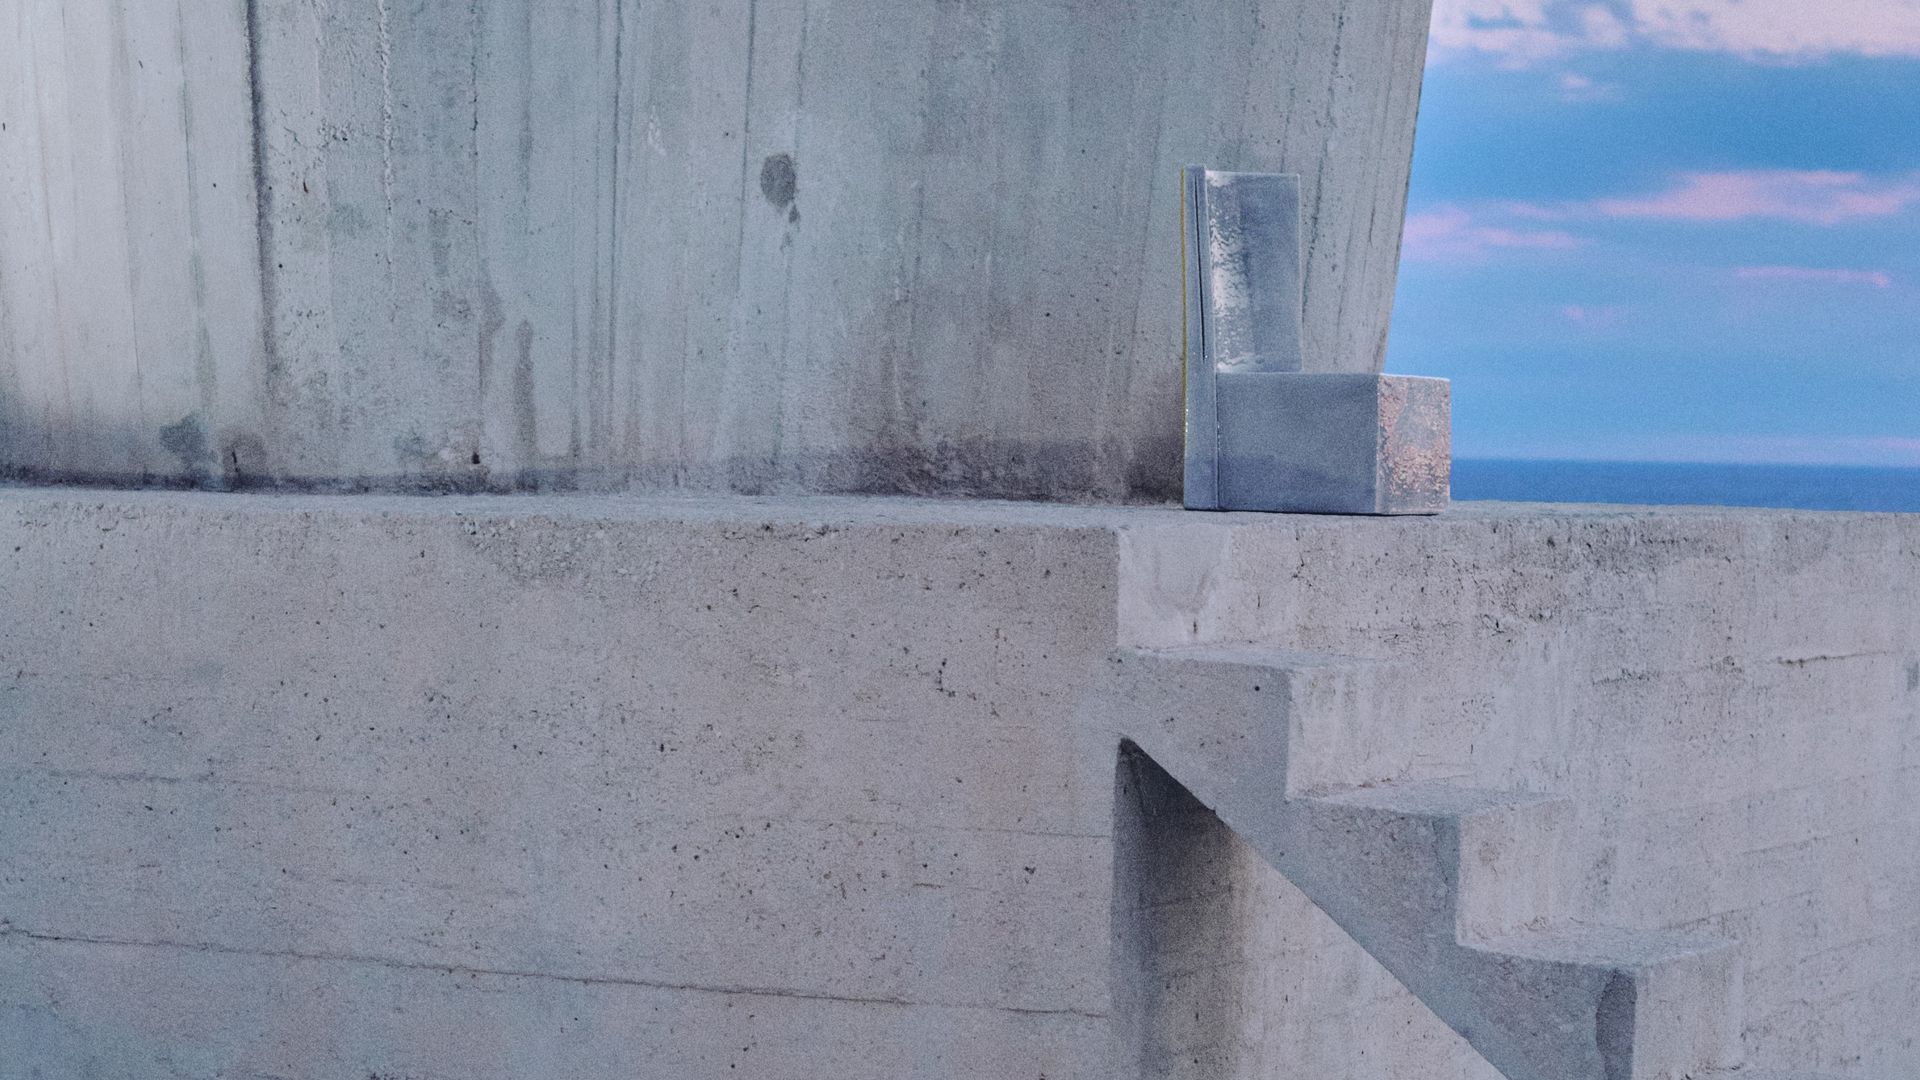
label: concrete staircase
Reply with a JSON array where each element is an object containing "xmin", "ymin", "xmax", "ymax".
[{"xmin": 1098, "ymin": 645, "xmax": 1745, "ymax": 1080}]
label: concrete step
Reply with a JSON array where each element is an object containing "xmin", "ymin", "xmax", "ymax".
[
  {"xmin": 1310, "ymin": 781, "xmax": 1573, "ymax": 941},
  {"xmin": 1097, "ymin": 643, "xmax": 1413, "ymax": 799},
  {"xmin": 1699, "ymin": 1073, "xmax": 1872, "ymax": 1080},
  {"xmin": 1464, "ymin": 924, "xmax": 1742, "ymax": 1080},
  {"xmin": 1094, "ymin": 646, "xmax": 1746, "ymax": 1080}
]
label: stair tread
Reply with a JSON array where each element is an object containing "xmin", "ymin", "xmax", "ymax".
[
  {"xmin": 1474, "ymin": 921, "xmax": 1735, "ymax": 968},
  {"xmin": 1702, "ymin": 1072, "xmax": 1871, "ymax": 1080},
  {"xmin": 1310, "ymin": 779, "xmax": 1569, "ymax": 818},
  {"xmin": 1127, "ymin": 643, "xmax": 1388, "ymax": 671}
]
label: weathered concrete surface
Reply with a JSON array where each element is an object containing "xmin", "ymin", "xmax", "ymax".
[
  {"xmin": 0, "ymin": 0, "xmax": 1432, "ymax": 500},
  {"xmin": 1100, "ymin": 647, "xmax": 1741, "ymax": 1080},
  {"xmin": 1119, "ymin": 503, "xmax": 1920, "ymax": 1077},
  {"xmin": 1, "ymin": 489, "xmax": 1917, "ymax": 1077}
]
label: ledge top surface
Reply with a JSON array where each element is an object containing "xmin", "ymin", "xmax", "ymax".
[{"xmin": 0, "ymin": 484, "xmax": 1908, "ymax": 530}]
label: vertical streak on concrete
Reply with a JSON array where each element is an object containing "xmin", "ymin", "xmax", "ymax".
[
  {"xmin": 717, "ymin": 0, "xmax": 808, "ymax": 493},
  {"xmin": 1097, "ymin": 9, "xmax": 1171, "ymax": 493},
  {"xmin": 476, "ymin": 0, "xmax": 592, "ymax": 482},
  {"xmin": 561, "ymin": 0, "xmax": 616, "ymax": 472},
  {"xmin": 105, "ymin": 0, "xmax": 152, "ymax": 469},
  {"xmin": 377, "ymin": 0, "xmax": 395, "ymax": 262},
  {"xmin": 174, "ymin": 0, "xmax": 216, "ymax": 426},
  {"xmin": 251, "ymin": 0, "xmax": 354, "ymax": 482},
  {"xmin": 243, "ymin": 0, "xmax": 277, "ymax": 449},
  {"xmin": 49, "ymin": 0, "xmax": 142, "ymax": 472},
  {"xmin": 594, "ymin": 0, "xmax": 627, "ymax": 473},
  {"xmin": 35, "ymin": 1, "xmax": 74, "ymax": 468},
  {"xmin": 468, "ymin": 0, "xmax": 487, "ymax": 469},
  {"xmin": 0, "ymin": 2, "xmax": 38, "ymax": 465}
]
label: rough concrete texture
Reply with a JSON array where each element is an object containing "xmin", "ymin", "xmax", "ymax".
[
  {"xmin": 1098, "ymin": 646, "xmax": 1740, "ymax": 1080},
  {"xmin": 0, "ymin": 0, "xmax": 1431, "ymax": 500},
  {"xmin": 1, "ymin": 488, "xmax": 1916, "ymax": 1078},
  {"xmin": 1118, "ymin": 503, "xmax": 1920, "ymax": 1077}
]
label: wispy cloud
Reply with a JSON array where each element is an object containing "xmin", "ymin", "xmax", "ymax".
[
  {"xmin": 1632, "ymin": 0, "xmax": 1920, "ymax": 60},
  {"xmin": 1591, "ymin": 170, "xmax": 1920, "ymax": 225},
  {"xmin": 1736, "ymin": 265, "xmax": 1894, "ymax": 288},
  {"xmin": 1402, "ymin": 206, "xmax": 1584, "ymax": 261},
  {"xmin": 1430, "ymin": 0, "xmax": 1920, "ymax": 65},
  {"xmin": 1557, "ymin": 72, "xmax": 1623, "ymax": 101},
  {"xmin": 1468, "ymin": 434, "xmax": 1920, "ymax": 466},
  {"xmin": 1403, "ymin": 172, "xmax": 1919, "ymax": 268},
  {"xmin": 1561, "ymin": 303, "xmax": 1630, "ymax": 326},
  {"xmin": 1429, "ymin": 1, "xmax": 1623, "ymax": 65}
]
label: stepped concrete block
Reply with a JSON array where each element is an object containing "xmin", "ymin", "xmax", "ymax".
[
  {"xmin": 1210, "ymin": 371, "xmax": 1451, "ymax": 515},
  {"xmin": 1105, "ymin": 644, "xmax": 1745, "ymax": 1080},
  {"xmin": 1272, "ymin": 790, "xmax": 1742, "ymax": 1080}
]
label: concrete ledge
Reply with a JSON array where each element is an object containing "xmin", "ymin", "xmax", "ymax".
[{"xmin": 2, "ymin": 487, "xmax": 1917, "ymax": 1078}]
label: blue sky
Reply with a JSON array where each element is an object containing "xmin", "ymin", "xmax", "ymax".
[{"xmin": 1387, "ymin": 0, "xmax": 1920, "ymax": 465}]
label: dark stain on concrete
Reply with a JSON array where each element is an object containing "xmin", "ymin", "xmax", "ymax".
[
  {"xmin": 513, "ymin": 319, "xmax": 538, "ymax": 467},
  {"xmin": 1594, "ymin": 971, "xmax": 1635, "ymax": 1080},
  {"xmin": 760, "ymin": 153, "xmax": 797, "ymax": 211},
  {"xmin": 219, "ymin": 430, "xmax": 268, "ymax": 489},
  {"xmin": 158, "ymin": 415, "xmax": 209, "ymax": 471}
]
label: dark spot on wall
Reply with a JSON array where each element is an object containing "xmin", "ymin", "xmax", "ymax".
[
  {"xmin": 428, "ymin": 209, "xmax": 453, "ymax": 276},
  {"xmin": 219, "ymin": 430, "xmax": 269, "ymax": 489},
  {"xmin": 1908, "ymin": 661, "xmax": 1919, "ymax": 692},
  {"xmin": 392, "ymin": 431, "xmax": 489, "ymax": 493},
  {"xmin": 513, "ymin": 320, "xmax": 538, "ymax": 466},
  {"xmin": 158, "ymin": 415, "xmax": 209, "ymax": 471},
  {"xmin": 760, "ymin": 153, "xmax": 797, "ymax": 211},
  {"xmin": 1595, "ymin": 971, "xmax": 1635, "ymax": 1080},
  {"xmin": 394, "ymin": 433, "xmax": 430, "ymax": 467}
]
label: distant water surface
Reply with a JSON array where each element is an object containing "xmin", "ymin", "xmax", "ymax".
[{"xmin": 1454, "ymin": 459, "xmax": 1920, "ymax": 512}]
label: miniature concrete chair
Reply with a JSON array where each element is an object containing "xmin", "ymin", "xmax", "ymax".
[{"xmin": 1182, "ymin": 168, "xmax": 1451, "ymax": 514}]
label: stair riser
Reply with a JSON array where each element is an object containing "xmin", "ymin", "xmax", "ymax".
[
  {"xmin": 1627, "ymin": 944, "xmax": 1744, "ymax": 1080},
  {"xmin": 1449, "ymin": 801, "xmax": 1573, "ymax": 941}
]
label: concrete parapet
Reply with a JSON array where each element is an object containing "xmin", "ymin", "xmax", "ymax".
[{"xmin": 2, "ymin": 489, "xmax": 1917, "ymax": 1077}]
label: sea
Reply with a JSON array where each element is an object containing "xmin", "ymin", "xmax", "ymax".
[{"xmin": 1453, "ymin": 459, "xmax": 1920, "ymax": 513}]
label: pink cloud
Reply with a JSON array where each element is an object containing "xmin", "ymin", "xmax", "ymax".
[
  {"xmin": 1631, "ymin": 0, "xmax": 1920, "ymax": 60},
  {"xmin": 1430, "ymin": 0, "xmax": 1920, "ymax": 65},
  {"xmin": 1735, "ymin": 265, "xmax": 1894, "ymax": 288},
  {"xmin": 1402, "ymin": 206, "xmax": 1584, "ymax": 261},
  {"xmin": 1403, "ymin": 169, "xmax": 1920, "ymax": 267},
  {"xmin": 1561, "ymin": 303, "xmax": 1629, "ymax": 326},
  {"xmin": 1592, "ymin": 170, "xmax": 1920, "ymax": 225},
  {"xmin": 1472, "ymin": 434, "xmax": 1920, "ymax": 467}
]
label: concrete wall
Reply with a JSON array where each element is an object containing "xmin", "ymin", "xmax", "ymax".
[
  {"xmin": 1120, "ymin": 506, "xmax": 1920, "ymax": 1076},
  {"xmin": 1, "ymin": 488, "xmax": 1915, "ymax": 1077},
  {"xmin": 0, "ymin": 0, "xmax": 1431, "ymax": 500}
]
